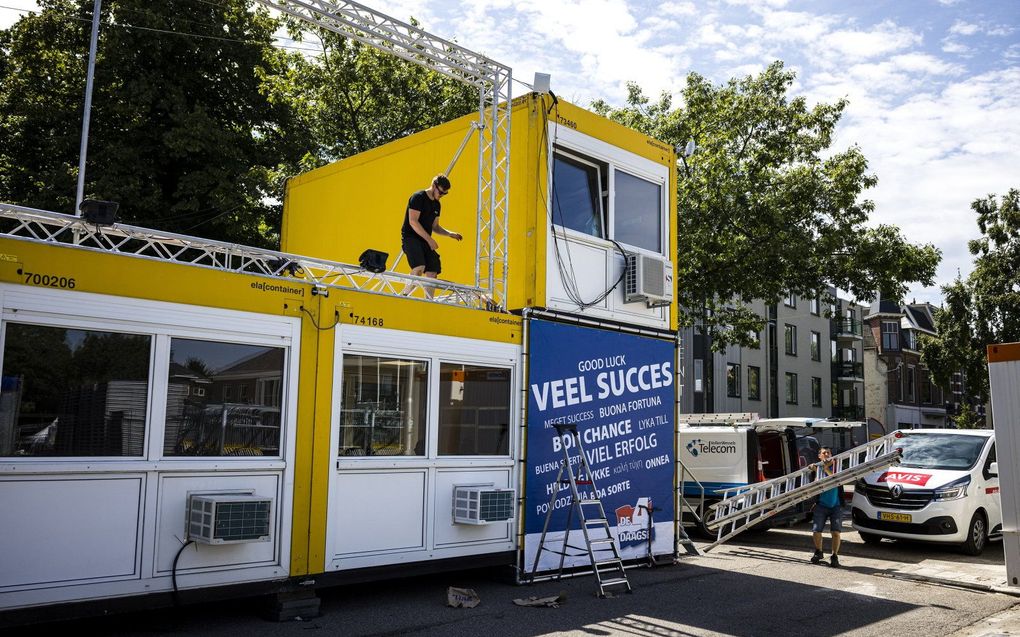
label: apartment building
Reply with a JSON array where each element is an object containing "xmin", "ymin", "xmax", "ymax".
[
  {"xmin": 680, "ymin": 289, "xmax": 865, "ymax": 420},
  {"xmin": 862, "ymin": 299, "xmax": 947, "ymax": 428}
]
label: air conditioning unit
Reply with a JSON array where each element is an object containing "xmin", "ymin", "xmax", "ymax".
[
  {"xmin": 452, "ymin": 486, "xmax": 515, "ymax": 525},
  {"xmin": 625, "ymin": 253, "xmax": 674, "ymax": 306},
  {"xmin": 187, "ymin": 493, "xmax": 273, "ymax": 545}
]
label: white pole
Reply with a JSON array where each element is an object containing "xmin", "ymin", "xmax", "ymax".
[{"xmin": 75, "ymin": 0, "xmax": 102, "ymax": 215}]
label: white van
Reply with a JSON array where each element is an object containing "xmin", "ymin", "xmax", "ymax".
[{"xmin": 851, "ymin": 429, "xmax": 1001, "ymax": 555}]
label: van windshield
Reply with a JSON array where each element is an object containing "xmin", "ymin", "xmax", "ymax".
[{"xmin": 897, "ymin": 433, "xmax": 988, "ymax": 470}]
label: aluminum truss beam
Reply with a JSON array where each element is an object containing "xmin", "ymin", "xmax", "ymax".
[
  {"xmin": 253, "ymin": 0, "xmax": 511, "ymax": 309},
  {"xmin": 0, "ymin": 204, "xmax": 492, "ymax": 309}
]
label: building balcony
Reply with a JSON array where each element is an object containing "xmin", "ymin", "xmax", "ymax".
[
  {"xmin": 833, "ymin": 360, "xmax": 864, "ymax": 380},
  {"xmin": 832, "ymin": 405, "xmax": 865, "ymax": 421},
  {"xmin": 831, "ymin": 318, "xmax": 862, "ymax": 340}
]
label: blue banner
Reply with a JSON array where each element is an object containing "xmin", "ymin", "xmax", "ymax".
[{"xmin": 524, "ymin": 319, "xmax": 675, "ymax": 571}]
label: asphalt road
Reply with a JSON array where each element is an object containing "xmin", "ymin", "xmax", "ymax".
[{"xmin": 13, "ymin": 524, "xmax": 1020, "ymax": 637}]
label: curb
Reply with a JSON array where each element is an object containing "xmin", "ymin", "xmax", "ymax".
[{"xmin": 875, "ymin": 570, "xmax": 1020, "ymax": 597}]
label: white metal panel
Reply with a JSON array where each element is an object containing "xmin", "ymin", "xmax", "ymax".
[
  {"xmin": 988, "ymin": 350, "xmax": 1020, "ymax": 587},
  {"xmin": 545, "ymin": 239, "xmax": 610, "ymax": 311},
  {"xmin": 154, "ymin": 474, "xmax": 283, "ymax": 575},
  {"xmin": 433, "ymin": 469, "xmax": 513, "ymax": 546},
  {"xmin": 0, "ymin": 476, "xmax": 143, "ymax": 588},
  {"xmin": 331, "ymin": 470, "xmax": 427, "ymax": 558}
]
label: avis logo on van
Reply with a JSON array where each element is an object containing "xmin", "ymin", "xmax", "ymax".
[{"xmin": 877, "ymin": 471, "xmax": 932, "ymax": 486}]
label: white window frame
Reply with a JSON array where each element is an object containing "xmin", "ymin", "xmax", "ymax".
[
  {"xmin": 548, "ymin": 124, "xmax": 669, "ymax": 258},
  {"xmin": 0, "ymin": 284, "xmax": 299, "ymax": 470}
]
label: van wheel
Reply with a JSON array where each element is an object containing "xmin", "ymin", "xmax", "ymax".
[
  {"xmin": 960, "ymin": 512, "xmax": 987, "ymax": 556},
  {"xmin": 859, "ymin": 531, "xmax": 882, "ymax": 545}
]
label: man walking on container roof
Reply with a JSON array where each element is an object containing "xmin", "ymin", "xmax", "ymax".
[{"xmin": 400, "ymin": 174, "xmax": 462, "ymax": 297}]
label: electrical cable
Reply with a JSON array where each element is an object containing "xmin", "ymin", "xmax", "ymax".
[
  {"xmin": 171, "ymin": 538, "xmax": 195, "ymax": 608},
  {"xmin": 300, "ymin": 305, "xmax": 340, "ymax": 331},
  {"xmin": 538, "ymin": 96, "xmax": 630, "ymax": 310}
]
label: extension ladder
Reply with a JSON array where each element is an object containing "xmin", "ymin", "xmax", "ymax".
[
  {"xmin": 528, "ymin": 424, "xmax": 632, "ymax": 597},
  {"xmin": 702, "ymin": 431, "xmax": 905, "ymax": 552}
]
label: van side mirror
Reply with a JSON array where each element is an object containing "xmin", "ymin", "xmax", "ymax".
[{"xmin": 988, "ymin": 461, "xmax": 998, "ymax": 478}]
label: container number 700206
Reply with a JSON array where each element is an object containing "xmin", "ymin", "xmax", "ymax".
[{"xmin": 19, "ymin": 269, "xmax": 77, "ymax": 289}]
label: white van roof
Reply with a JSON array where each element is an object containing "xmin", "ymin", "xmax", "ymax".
[{"xmin": 756, "ymin": 418, "xmax": 866, "ymax": 430}]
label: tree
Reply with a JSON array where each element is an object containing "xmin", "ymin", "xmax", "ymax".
[
  {"xmin": 0, "ymin": 0, "xmax": 305, "ymax": 247},
  {"xmin": 592, "ymin": 62, "xmax": 941, "ymax": 349},
  {"xmin": 923, "ymin": 188, "xmax": 1020, "ymax": 402},
  {"xmin": 283, "ymin": 26, "xmax": 477, "ymax": 171}
]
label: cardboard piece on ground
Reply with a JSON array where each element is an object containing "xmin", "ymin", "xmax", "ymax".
[
  {"xmin": 447, "ymin": 587, "xmax": 480, "ymax": 608},
  {"xmin": 512, "ymin": 592, "xmax": 567, "ymax": 608}
]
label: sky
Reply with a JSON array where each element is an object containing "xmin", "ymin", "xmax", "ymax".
[{"xmin": 2, "ymin": 0, "xmax": 1018, "ymax": 307}]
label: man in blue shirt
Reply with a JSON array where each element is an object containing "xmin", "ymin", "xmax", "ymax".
[{"xmin": 810, "ymin": 447, "xmax": 845, "ymax": 567}]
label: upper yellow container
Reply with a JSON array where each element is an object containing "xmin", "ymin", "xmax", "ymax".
[{"xmin": 283, "ymin": 94, "xmax": 678, "ymax": 332}]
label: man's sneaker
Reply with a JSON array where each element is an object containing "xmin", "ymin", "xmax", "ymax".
[
  {"xmin": 830, "ymin": 554, "xmax": 840, "ymax": 568},
  {"xmin": 810, "ymin": 550, "xmax": 824, "ymax": 564}
]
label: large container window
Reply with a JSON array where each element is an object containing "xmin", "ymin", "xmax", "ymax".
[
  {"xmin": 613, "ymin": 170, "xmax": 661, "ymax": 253},
  {"xmin": 164, "ymin": 338, "xmax": 284, "ymax": 457},
  {"xmin": 0, "ymin": 323, "xmax": 150, "ymax": 457},
  {"xmin": 438, "ymin": 363, "xmax": 510, "ymax": 456},
  {"xmin": 339, "ymin": 355, "xmax": 427, "ymax": 456},
  {"xmin": 552, "ymin": 152, "xmax": 606, "ymax": 239}
]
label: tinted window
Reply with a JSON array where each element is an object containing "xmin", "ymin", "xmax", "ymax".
[
  {"xmin": 339, "ymin": 355, "xmax": 427, "ymax": 457},
  {"xmin": 552, "ymin": 153, "xmax": 604, "ymax": 238},
  {"xmin": 613, "ymin": 170, "xmax": 661, "ymax": 252},
  {"xmin": 438, "ymin": 363, "xmax": 510, "ymax": 455},
  {"xmin": 164, "ymin": 338, "xmax": 285, "ymax": 457},
  {"xmin": 1, "ymin": 323, "xmax": 151, "ymax": 457}
]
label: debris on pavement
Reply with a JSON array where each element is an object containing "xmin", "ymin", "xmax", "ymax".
[{"xmin": 446, "ymin": 586, "xmax": 481, "ymax": 608}]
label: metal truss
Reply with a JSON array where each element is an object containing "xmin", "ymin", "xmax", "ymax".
[
  {"xmin": 253, "ymin": 0, "xmax": 511, "ymax": 309},
  {"xmin": 0, "ymin": 204, "xmax": 493, "ymax": 310}
]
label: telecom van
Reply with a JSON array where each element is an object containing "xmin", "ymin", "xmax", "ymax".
[
  {"xmin": 677, "ymin": 414, "xmax": 805, "ymax": 533},
  {"xmin": 851, "ymin": 429, "xmax": 1001, "ymax": 555}
]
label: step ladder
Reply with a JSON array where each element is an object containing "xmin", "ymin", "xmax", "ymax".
[
  {"xmin": 528, "ymin": 424, "xmax": 632, "ymax": 597},
  {"xmin": 702, "ymin": 431, "xmax": 905, "ymax": 552},
  {"xmin": 676, "ymin": 459, "xmax": 706, "ymax": 556}
]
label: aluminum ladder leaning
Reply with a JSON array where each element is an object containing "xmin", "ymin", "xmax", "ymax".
[
  {"xmin": 702, "ymin": 431, "xmax": 905, "ymax": 552},
  {"xmin": 527, "ymin": 423, "xmax": 632, "ymax": 597}
]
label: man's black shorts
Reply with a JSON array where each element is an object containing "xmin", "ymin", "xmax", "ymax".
[{"xmin": 403, "ymin": 237, "xmax": 441, "ymax": 274}]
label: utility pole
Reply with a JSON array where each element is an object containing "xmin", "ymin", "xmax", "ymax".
[{"xmin": 75, "ymin": 0, "xmax": 103, "ymax": 215}]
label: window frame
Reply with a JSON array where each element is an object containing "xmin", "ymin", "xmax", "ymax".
[
  {"xmin": 726, "ymin": 362, "xmax": 741, "ymax": 398},
  {"xmin": 549, "ymin": 127, "xmax": 670, "ymax": 259},
  {"xmin": 0, "ymin": 285, "xmax": 299, "ymax": 468},
  {"xmin": 333, "ymin": 326, "xmax": 518, "ymax": 468},
  {"xmin": 881, "ymin": 321, "xmax": 899, "ymax": 350},
  {"xmin": 785, "ymin": 324, "xmax": 797, "ymax": 356},
  {"xmin": 810, "ymin": 331, "xmax": 821, "ymax": 361},
  {"xmin": 785, "ymin": 372, "xmax": 799, "ymax": 404},
  {"xmin": 811, "ymin": 377, "xmax": 822, "ymax": 407},
  {"xmin": 747, "ymin": 366, "xmax": 761, "ymax": 401}
]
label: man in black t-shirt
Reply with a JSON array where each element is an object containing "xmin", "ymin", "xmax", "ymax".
[{"xmin": 401, "ymin": 174, "xmax": 462, "ymax": 295}]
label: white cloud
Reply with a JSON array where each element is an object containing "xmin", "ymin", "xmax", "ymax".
[
  {"xmin": 824, "ymin": 20, "xmax": 922, "ymax": 62},
  {"xmin": 949, "ymin": 20, "xmax": 980, "ymax": 36}
]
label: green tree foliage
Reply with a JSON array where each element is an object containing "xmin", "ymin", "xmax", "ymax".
[
  {"xmin": 0, "ymin": 2, "xmax": 478, "ymax": 247},
  {"xmin": 284, "ymin": 26, "xmax": 476, "ymax": 171},
  {"xmin": 592, "ymin": 62, "xmax": 941, "ymax": 348},
  {"xmin": 923, "ymin": 188, "xmax": 1020, "ymax": 401},
  {"xmin": 0, "ymin": 0, "xmax": 302, "ymax": 247}
]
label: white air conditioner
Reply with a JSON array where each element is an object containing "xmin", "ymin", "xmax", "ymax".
[
  {"xmin": 625, "ymin": 253, "xmax": 674, "ymax": 306},
  {"xmin": 452, "ymin": 486, "xmax": 515, "ymax": 525},
  {"xmin": 187, "ymin": 493, "xmax": 273, "ymax": 545}
]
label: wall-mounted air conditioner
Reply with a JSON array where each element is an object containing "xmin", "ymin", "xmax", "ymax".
[
  {"xmin": 625, "ymin": 253, "xmax": 674, "ymax": 306},
  {"xmin": 452, "ymin": 486, "xmax": 515, "ymax": 525},
  {"xmin": 187, "ymin": 493, "xmax": 273, "ymax": 545}
]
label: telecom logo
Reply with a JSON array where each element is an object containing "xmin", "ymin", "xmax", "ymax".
[
  {"xmin": 686, "ymin": 439, "xmax": 737, "ymax": 456},
  {"xmin": 615, "ymin": 497, "xmax": 653, "ymax": 546}
]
